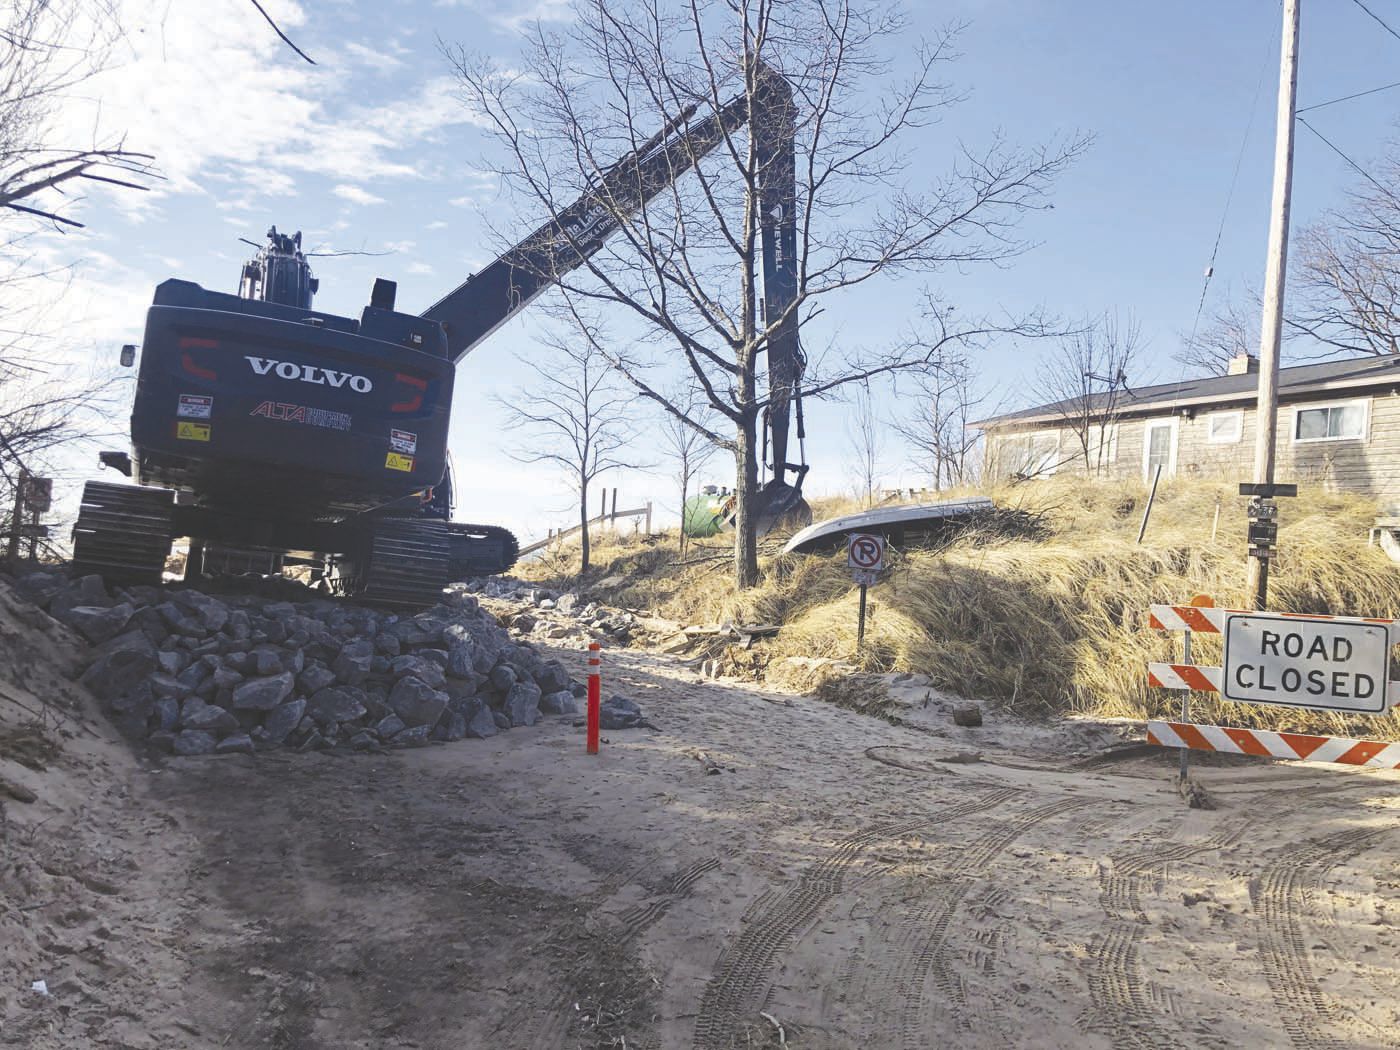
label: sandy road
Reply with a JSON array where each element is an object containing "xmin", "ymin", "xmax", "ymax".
[{"xmin": 5, "ymin": 643, "xmax": 1399, "ymax": 1049}]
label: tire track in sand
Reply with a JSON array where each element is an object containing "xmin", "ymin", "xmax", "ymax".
[
  {"xmin": 691, "ymin": 787, "xmax": 1021, "ymax": 1050},
  {"xmin": 1253, "ymin": 826, "xmax": 1391, "ymax": 1050}
]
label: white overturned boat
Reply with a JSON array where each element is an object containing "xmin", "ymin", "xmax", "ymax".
[{"xmin": 782, "ymin": 497, "xmax": 996, "ymax": 555}]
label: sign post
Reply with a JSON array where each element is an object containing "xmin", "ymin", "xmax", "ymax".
[{"xmin": 847, "ymin": 533, "xmax": 885, "ymax": 646}]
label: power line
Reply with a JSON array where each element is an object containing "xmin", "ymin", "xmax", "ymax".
[
  {"xmin": 1296, "ymin": 115, "xmax": 1391, "ymax": 196},
  {"xmin": 1297, "ymin": 79, "xmax": 1400, "ymax": 114},
  {"xmin": 1348, "ymin": 0, "xmax": 1400, "ymax": 45}
]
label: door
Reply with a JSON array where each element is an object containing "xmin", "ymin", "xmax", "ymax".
[{"xmin": 1143, "ymin": 419, "xmax": 1176, "ymax": 480}]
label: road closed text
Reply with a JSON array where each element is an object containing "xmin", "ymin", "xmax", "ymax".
[{"xmin": 1222, "ymin": 615, "xmax": 1390, "ymax": 714}]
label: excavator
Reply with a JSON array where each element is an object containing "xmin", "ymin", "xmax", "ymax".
[{"xmin": 74, "ymin": 66, "xmax": 811, "ymax": 607}]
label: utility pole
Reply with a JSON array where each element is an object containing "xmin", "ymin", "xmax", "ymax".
[{"xmin": 1248, "ymin": 0, "xmax": 1301, "ymax": 610}]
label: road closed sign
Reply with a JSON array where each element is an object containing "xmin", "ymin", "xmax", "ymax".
[{"xmin": 1222, "ymin": 613, "xmax": 1391, "ymax": 714}]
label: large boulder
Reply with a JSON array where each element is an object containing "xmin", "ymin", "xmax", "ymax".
[
  {"xmin": 308, "ymin": 686, "xmax": 368, "ymax": 726},
  {"xmin": 540, "ymin": 690, "xmax": 581, "ymax": 716},
  {"xmin": 332, "ymin": 638, "xmax": 374, "ymax": 685},
  {"xmin": 263, "ymin": 698, "xmax": 307, "ymax": 745},
  {"xmin": 389, "ymin": 655, "xmax": 446, "ymax": 690},
  {"xmin": 81, "ymin": 633, "xmax": 157, "ymax": 699},
  {"xmin": 466, "ymin": 703, "xmax": 498, "ymax": 739},
  {"xmin": 388, "ymin": 677, "xmax": 449, "ymax": 728},
  {"xmin": 534, "ymin": 659, "xmax": 570, "ymax": 694},
  {"xmin": 180, "ymin": 699, "xmax": 238, "ymax": 734},
  {"xmin": 231, "ymin": 672, "xmax": 295, "ymax": 711},
  {"xmin": 297, "ymin": 663, "xmax": 336, "ymax": 695},
  {"xmin": 505, "ymin": 681, "xmax": 542, "ymax": 728},
  {"xmin": 62, "ymin": 603, "xmax": 135, "ymax": 644},
  {"xmin": 173, "ymin": 730, "xmax": 218, "ymax": 756}
]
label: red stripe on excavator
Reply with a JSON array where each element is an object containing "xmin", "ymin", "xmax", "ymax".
[
  {"xmin": 391, "ymin": 373, "xmax": 428, "ymax": 413},
  {"xmin": 181, "ymin": 353, "xmax": 217, "ymax": 380},
  {"xmin": 178, "ymin": 336, "xmax": 219, "ymax": 349}
]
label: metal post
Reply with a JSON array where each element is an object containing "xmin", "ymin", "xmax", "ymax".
[
  {"xmin": 610, "ymin": 488, "xmax": 617, "ymax": 526},
  {"xmin": 1248, "ymin": 0, "xmax": 1301, "ymax": 611},
  {"xmin": 857, "ymin": 584, "xmax": 868, "ymax": 645},
  {"xmin": 1211, "ymin": 495, "xmax": 1222, "ymax": 544},
  {"xmin": 6, "ymin": 469, "xmax": 27, "ymax": 562},
  {"xmin": 644, "ymin": 501, "xmax": 652, "ymax": 536},
  {"xmin": 1137, "ymin": 465, "xmax": 1163, "ymax": 544}
]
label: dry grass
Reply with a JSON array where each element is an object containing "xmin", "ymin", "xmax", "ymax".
[{"xmin": 521, "ymin": 479, "xmax": 1400, "ymax": 739}]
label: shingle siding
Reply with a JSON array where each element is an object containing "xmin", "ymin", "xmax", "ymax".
[{"xmin": 984, "ymin": 392, "xmax": 1400, "ymax": 510}]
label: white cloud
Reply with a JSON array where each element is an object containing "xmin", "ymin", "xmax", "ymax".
[
  {"xmin": 407, "ymin": 261, "xmax": 435, "ymax": 275},
  {"xmin": 343, "ymin": 41, "xmax": 405, "ymax": 73},
  {"xmin": 333, "ymin": 185, "xmax": 387, "ymax": 206},
  {"xmin": 385, "ymin": 240, "xmax": 417, "ymax": 253},
  {"xmin": 425, "ymin": 220, "xmax": 449, "ymax": 230}
]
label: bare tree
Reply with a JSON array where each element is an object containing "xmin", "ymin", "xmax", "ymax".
[
  {"xmin": 845, "ymin": 379, "xmax": 882, "ymax": 506},
  {"xmin": 1, "ymin": 0, "xmax": 157, "ymax": 228},
  {"xmin": 1289, "ymin": 144, "xmax": 1400, "ymax": 357},
  {"xmin": 1177, "ymin": 293, "xmax": 1258, "ymax": 376},
  {"xmin": 449, "ymin": 0, "xmax": 1086, "ymax": 587},
  {"xmin": 1034, "ymin": 312, "xmax": 1142, "ymax": 476},
  {"xmin": 657, "ymin": 382, "xmax": 719, "ymax": 557},
  {"xmin": 891, "ymin": 345, "xmax": 984, "ymax": 489},
  {"xmin": 494, "ymin": 331, "xmax": 646, "ymax": 573}
]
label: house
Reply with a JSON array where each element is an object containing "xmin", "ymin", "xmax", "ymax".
[{"xmin": 973, "ymin": 354, "xmax": 1400, "ymax": 508}]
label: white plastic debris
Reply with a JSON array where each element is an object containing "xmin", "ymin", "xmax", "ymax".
[{"xmin": 30, "ymin": 979, "xmax": 48, "ymax": 996}]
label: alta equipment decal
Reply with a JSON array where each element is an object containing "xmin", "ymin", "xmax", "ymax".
[
  {"xmin": 244, "ymin": 356, "xmax": 373, "ymax": 393},
  {"xmin": 250, "ymin": 401, "xmax": 352, "ymax": 431}
]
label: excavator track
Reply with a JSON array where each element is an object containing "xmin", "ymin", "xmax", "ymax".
[
  {"xmin": 70, "ymin": 482, "xmax": 175, "ymax": 585},
  {"xmin": 447, "ymin": 522, "xmax": 519, "ymax": 579},
  {"xmin": 353, "ymin": 519, "xmax": 454, "ymax": 609}
]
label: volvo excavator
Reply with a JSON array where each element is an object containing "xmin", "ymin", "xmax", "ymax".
[{"xmin": 74, "ymin": 67, "xmax": 810, "ymax": 607}]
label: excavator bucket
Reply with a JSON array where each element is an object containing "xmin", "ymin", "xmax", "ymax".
[{"xmin": 753, "ymin": 479, "xmax": 812, "ymax": 536}]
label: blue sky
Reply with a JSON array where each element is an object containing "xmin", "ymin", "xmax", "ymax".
[{"xmin": 33, "ymin": 0, "xmax": 1400, "ymax": 541}]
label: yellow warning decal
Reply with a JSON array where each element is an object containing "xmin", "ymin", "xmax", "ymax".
[
  {"xmin": 385, "ymin": 452, "xmax": 414, "ymax": 472},
  {"xmin": 177, "ymin": 421, "xmax": 211, "ymax": 442}
]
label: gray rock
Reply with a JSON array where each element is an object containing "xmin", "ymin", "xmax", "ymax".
[
  {"xmin": 298, "ymin": 729, "xmax": 329, "ymax": 752},
  {"xmin": 147, "ymin": 730, "xmax": 176, "ymax": 754},
  {"xmin": 151, "ymin": 696, "xmax": 180, "ymax": 732},
  {"xmin": 174, "ymin": 591, "xmax": 230, "ymax": 633},
  {"xmin": 492, "ymin": 710, "xmax": 511, "ymax": 731},
  {"xmin": 81, "ymin": 642, "xmax": 157, "ymax": 699},
  {"xmin": 156, "ymin": 650, "xmax": 185, "ymax": 676},
  {"xmin": 332, "ymin": 638, "xmax": 374, "ymax": 685},
  {"xmin": 181, "ymin": 699, "xmax": 239, "ymax": 734},
  {"xmin": 467, "ymin": 703, "xmax": 498, "ymax": 738},
  {"xmin": 63, "ymin": 602, "xmax": 135, "ymax": 644},
  {"xmin": 373, "ymin": 632, "xmax": 401, "ymax": 656},
  {"xmin": 395, "ymin": 724, "xmax": 432, "ymax": 747},
  {"xmin": 555, "ymin": 593, "xmax": 580, "ymax": 616},
  {"xmin": 263, "ymin": 698, "xmax": 306, "ymax": 744},
  {"xmin": 50, "ymin": 574, "xmax": 111, "ymax": 618},
  {"xmin": 212, "ymin": 666, "xmax": 244, "ymax": 692},
  {"xmin": 534, "ymin": 659, "xmax": 570, "ymax": 694},
  {"xmin": 263, "ymin": 601, "xmax": 296, "ymax": 620},
  {"xmin": 391, "ymin": 616, "xmax": 444, "ymax": 647},
  {"xmin": 505, "ymin": 681, "xmax": 542, "ymax": 728},
  {"xmin": 227, "ymin": 610, "xmax": 252, "ymax": 641},
  {"xmin": 446, "ymin": 645, "xmax": 475, "ymax": 679},
  {"xmin": 540, "ymin": 690, "xmax": 581, "ymax": 716},
  {"xmin": 250, "ymin": 644, "xmax": 285, "ymax": 676},
  {"xmin": 489, "ymin": 664, "xmax": 517, "ymax": 693},
  {"xmin": 298, "ymin": 663, "xmax": 336, "ymax": 694},
  {"xmin": 174, "ymin": 730, "xmax": 218, "ymax": 756},
  {"xmin": 952, "ymin": 704, "xmax": 983, "ymax": 728},
  {"xmin": 442, "ymin": 712, "xmax": 468, "ymax": 742},
  {"xmin": 308, "ymin": 686, "xmax": 368, "ymax": 725},
  {"xmin": 231, "ymin": 672, "xmax": 295, "ymax": 711},
  {"xmin": 17, "ymin": 571, "xmax": 65, "ymax": 608},
  {"xmin": 599, "ymin": 694, "xmax": 646, "ymax": 730},
  {"xmin": 389, "ymin": 655, "xmax": 446, "ymax": 690},
  {"xmin": 389, "ymin": 677, "xmax": 449, "ymax": 728},
  {"xmin": 374, "ymin": 713, "xmax": 405, "ymax": 739},
  {"xmin": 215, "ymin": 732, "xmax": 255, "ymax": 755},
  {"xmin": 149, "ymin": 672, "xmax": 189, "ymax": 700},
  {"xmin": 349, "ymin": 730, "xmax": 377, "ymax": 750},
  {"xmin": 156, "ymin": 602, "xmax": 205, "ymax": 638}
]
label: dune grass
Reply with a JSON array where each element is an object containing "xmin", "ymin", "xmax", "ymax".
[{"xmin": 521, "ymin": 478, "xmax": 1400, "ymax": 739}]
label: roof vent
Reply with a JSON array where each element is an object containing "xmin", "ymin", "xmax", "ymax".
[{"xmin": 1227, "ymin": 352, "xmax": 1260, "ymax": 376}]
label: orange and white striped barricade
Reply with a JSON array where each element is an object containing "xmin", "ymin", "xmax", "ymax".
[{"xmin": 1146, "ymin": 602, "xmax": 1399, "ymax": 771}]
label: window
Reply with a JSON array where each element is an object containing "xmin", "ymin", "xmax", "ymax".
[
  {"xmin": 1206, "ymin": 410, "xmax": 1243, "ymax": 444},
  {"xmin": 998, "ymin": 431, "xmax": 1060, "ymax": 478},
  {"xmin": 1142, "ymin": 418, "xmax": 1176, "ymax": 480},
  {"xmin": 1085, "ymin": 424, "xmax": 1119, "ymax": 473},
  {"xmin": 1293, "ymin": 400, "xmax": 1368, "ymax": 442}
]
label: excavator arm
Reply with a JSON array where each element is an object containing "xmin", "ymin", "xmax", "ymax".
[{"xmin": 422, "ymin": 66, "xmax": 809, "ymax": 529}]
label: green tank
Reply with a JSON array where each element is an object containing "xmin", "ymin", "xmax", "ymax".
[{"xmin": 683, "ymin": 486, "xmax": 731, "ymax": 538}]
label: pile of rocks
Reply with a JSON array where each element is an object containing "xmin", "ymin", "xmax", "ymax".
[
  {"xmin": 14, "ymin": 570, "xmax": 592, "ymax": 758},
  {"xmin": 466, "ymin": 577, "xmax": 642, "ymax": 644}
]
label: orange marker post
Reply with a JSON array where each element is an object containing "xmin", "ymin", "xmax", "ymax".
[{"xmin": 586, "ymin": 642, "xmax": 601, "ymax": 754}]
